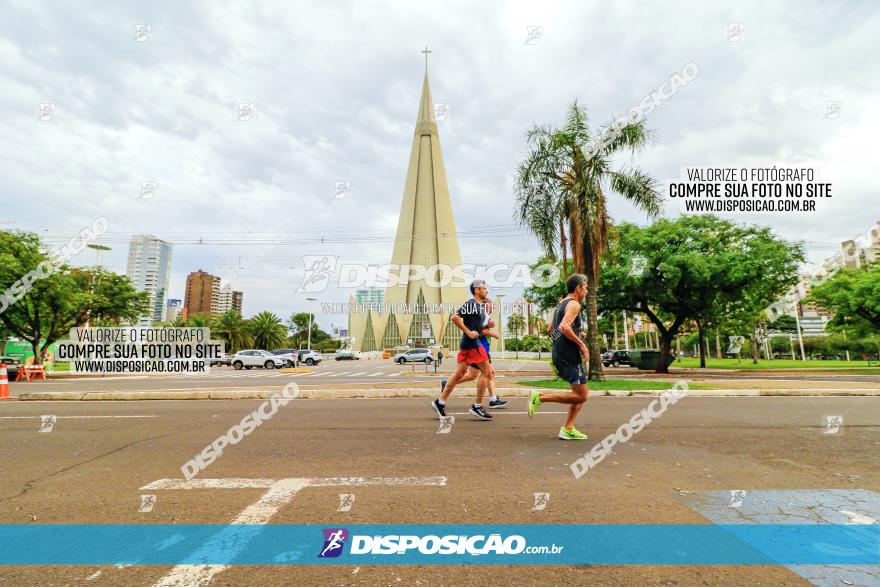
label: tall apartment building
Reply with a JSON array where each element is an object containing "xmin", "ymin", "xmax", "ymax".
[
  {"xmin": 841, "ymin": 220, "xmax": 880, "ymax": 269},
  {"xmin": 184, "ymin": 270, "xmax": 220, "ymax": 316},
  {"xmin": 165, "ymin": 299, "xmax": 182, "ymax": 322},
  {"xmin": 126, "ymin": 234, "xmax": 173, "ymax": 326},
  {"xmin": 216, "ymin": 282, "xmax": 244, "ymax": 315},
  {"xmin": 355, "ymin": 287, "xmax": 384, "ymax": 313}
]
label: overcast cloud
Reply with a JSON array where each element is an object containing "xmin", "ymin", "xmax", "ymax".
[{"xmin": 1, "ymin": 0, "xmax": 878, "ymax": 329}]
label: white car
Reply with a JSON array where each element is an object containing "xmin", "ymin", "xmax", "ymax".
[
  {"xmin": 392, "ymin": 348, "xmax": 433, "ymax": 364},
  {"xmin": 231, "ymin": 350, "xmax": 285, "ymax": 370}
]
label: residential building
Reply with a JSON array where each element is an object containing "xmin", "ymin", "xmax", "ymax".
[
  {"xmin": 185, "ymin": 270, "xmax": 220, "ymax": 317},
  {"xmin": 126, "ymin": 234, "xmax": 173, "ymax": 326},
  {"xmin": 165, "ymin": 299, "xmax": 182, "ymax": 322}
]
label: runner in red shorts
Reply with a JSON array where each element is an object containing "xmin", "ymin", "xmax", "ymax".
[{"xmin": 431, "ymin": 279, "xmax": 493, "ymax": 420}]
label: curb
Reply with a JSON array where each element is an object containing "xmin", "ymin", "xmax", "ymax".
[{"xmin": 15, "ymin": 388, "xmax": 880, "ymax": 400}]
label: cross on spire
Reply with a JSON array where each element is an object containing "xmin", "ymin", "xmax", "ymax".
[{"xmin": 421, "ymin": 45, "xmax": 431, "ymax": 72}]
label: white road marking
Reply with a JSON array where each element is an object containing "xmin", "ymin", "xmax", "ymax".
[
  {"xmin": 368, "ymin": 372, "xmax": 383, "ymax": 377},
  {"xmin": 449, "ymin": 411, "xmax": 567, "ymax": 415},
  {"xmin": 145, "ymin": 476, "xmax": 446, "ymax": 586},
  {"xmin": 839, "ymin": 510, "xmax": 877, "ymax": 524},
  {"xmin": 0, "ymin": 415, "xmax": 157, "ymax": 419},
  {"xmin": 151, "ymin": 478, "xmax": 309, "ymax": 587},
  {"xmin": 142, "ymin": 478, "xmax": 277, "ymax": 490},
  {"xmin": 349, "ymin": 372, "xmax": 367, "ymax": 377}
]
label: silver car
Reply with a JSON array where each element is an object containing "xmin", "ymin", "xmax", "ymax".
[
  {"xmin": 392, "ymin": 348, "xmax": 433, "ymax": 364},
  {"xmin": 231, "ymin": 350, "xmax": 285, "ymax": 370}
]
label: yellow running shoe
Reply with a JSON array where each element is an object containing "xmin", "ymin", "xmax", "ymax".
[{"xmin": 559, "ymin": 426, "xmax": 588, "ymax": 440}]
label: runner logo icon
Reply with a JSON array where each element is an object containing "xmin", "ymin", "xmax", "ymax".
[{"xmin": 319, "ymin": 528, "xmax": 349, "ymax": 558}]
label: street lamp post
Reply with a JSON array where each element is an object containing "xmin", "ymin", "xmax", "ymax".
[
  {"xmin": 496, "ymin": 294, "xmax": 505, "ymax": 359},
  {"xmin": 306, "ymin": 297, "xmax": 317, "ymax": 350},
  {"xmin": 85, "ymin": 244, "xmax": 112, "ymax": 328}
]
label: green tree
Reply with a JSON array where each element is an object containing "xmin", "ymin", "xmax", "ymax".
[
  {"xmin": 0, "ymin": 231, "xmax": 148, "ymax": 364},
  {"xmin": 287, "ymin": 312, "xmax": 312, "ymax": 347},
  {"xmin": 515, "ymin": 102, "xmax": 663, "ymax": 380},
  {"xmin": 598, "ymin": 216, "xmax": 803, "ymax": 372},
  {"xmin": 287, "ymin": 311, "xmax": 328, "ymax": 348},
  {"xmin": 524, "ymin": 256, "xmax": 570, "ymax": 312},
  {"xmin": 212, "ymin": 309, "xmax": 252, "ymax": 353},
  {"xmin": 186, "ymin": 315, "xmax": 213, "ymax": 328},
  {"xmin": 807, "ymin": 263, "xmax": 880, "ymax": 336},
  {"xmin": 247, "ymin": 311, "xmax": 287, "ymax": 350}
]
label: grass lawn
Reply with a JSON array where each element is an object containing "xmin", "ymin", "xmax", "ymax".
[
  {"xmin": 517, "ymin": 379, "xmax": 717, "ymax": 391},
  {"xmin": 671, "ymin": 358, "xmax": 877, "ymax": 370}
]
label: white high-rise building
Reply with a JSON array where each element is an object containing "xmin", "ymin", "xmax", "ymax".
[
  {"xmin": 126, "ymin": 234, "xmax": 173, "ymax": 326},
  {"xmin": 214, "ymin": 281, "xmax": 244, "ymax": 315}
]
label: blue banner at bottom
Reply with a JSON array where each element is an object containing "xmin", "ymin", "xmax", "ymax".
[{"xmin": 0, "ymin": 524, "xmax": 877, "ymax": 565}]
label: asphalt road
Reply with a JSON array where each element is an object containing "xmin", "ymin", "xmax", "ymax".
[{"xmin": 1, "ymin": 395, "xmax": 877, "ymax": 586}]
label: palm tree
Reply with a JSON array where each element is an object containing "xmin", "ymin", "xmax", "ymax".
[
  {"xmin": 516, "ymin": 102, "xmax": 663, "ymax": 380},
  {"xmin": 212, "ymin": 310, "xmax": 252, "ymax": 353},
  {"xmin": 247, "ymin": 311, "xmax": 287, "ymax": 350},
  {"xmin": 186, "ymin": 314, "xmax": 213, "ymax": 328}
]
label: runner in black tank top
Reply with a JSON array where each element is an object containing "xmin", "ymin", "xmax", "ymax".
[
  {"xmin": 551, "ymin": 298, "xmax": 583, "ymax": 369},
  {"xmin": 528, "ymin": 274, "xmax": 591, "ymax": 440}
]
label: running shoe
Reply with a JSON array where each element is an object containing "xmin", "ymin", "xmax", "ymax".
[
  {"xmin": 431, "ymin": 399, "xmax": 446, "ymax": 419},
  {"xmin": 528, "ymin": 390, "xmax": 541, "ymax": 418},
  {"xmin": 558, "ymin": 426, "xmax": 588, "ymax": 440},
  {"xmin": 469, "ymin": 404, "xmax": 492, "ymax": 420},
  {"xmin": 488, "ymin": 398, "xmax": 508, "ymax": 409}
]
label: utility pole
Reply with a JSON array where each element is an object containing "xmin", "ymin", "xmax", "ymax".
[{"xmin": 306, "ymin": 297, "xmax": 317, "ymax": 350}]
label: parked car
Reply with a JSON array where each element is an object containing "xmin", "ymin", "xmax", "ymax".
[
  {"xmin": 210, "ymin": 353, "xmax": 232, "ymax": 367},
  {"xmin": 231, "ymin": 350, "xmax": 285, "ymax": 370},
  {"xmin": 271, "ymin": 348, "xmax": 299, "ymax": 367},
  {"xmin": 335, "ymin": 351, "xmax": 360, "ymax": 361},
  {"xmin": 602, "ymin": 350, "xmax": 633, "ymax": 368},
  {"xmin": 0, "ymin": 356, "xmax": 22, "ymax": 379},
  {"xmin": 297, "ymin": 349, "xmax": 322, "ymax": 366},
  {"xmin": 392, "ymin": 348, "xmax": 432, "ymax": 364}
]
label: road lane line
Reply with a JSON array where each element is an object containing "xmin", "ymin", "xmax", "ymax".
[
  {"xmin": 308, "ymin": 476, "xmax": 447, "ymax": 487},
  {"xmin": 0, "ymin": 415, "xmax": 157, "ymax": 419},
  {"xmin": 145, "ymin": 476, "xmax": 446, "ymax": 586},
  {"xmin": 142, "ymin": 479, "xmax": 278, "ymax": 490},
  {"xmin": 449, "ymin": 411, "xmax": 567, "ymax": 415},
  {"xmin": 151, "ymin": 478, "xmax": 309, "ymax": 587}
]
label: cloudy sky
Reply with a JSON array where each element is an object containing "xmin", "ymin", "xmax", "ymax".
[{"xmin": 1, "ymin": 1, "xmax": 877, "ymax": 330}]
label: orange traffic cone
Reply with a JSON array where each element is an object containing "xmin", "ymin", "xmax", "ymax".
[{"xmin": 0, "ymin": 364, "xmax": 9, "ymax": 399}]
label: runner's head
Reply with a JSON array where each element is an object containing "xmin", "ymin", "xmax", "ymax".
[
  {"xmin": 567, "ymin": 273, "xmax": 587, "ymax": 301},
  {"xmin": 470, "ymin": 279, "xmax": 488, "ymax": 301}
]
